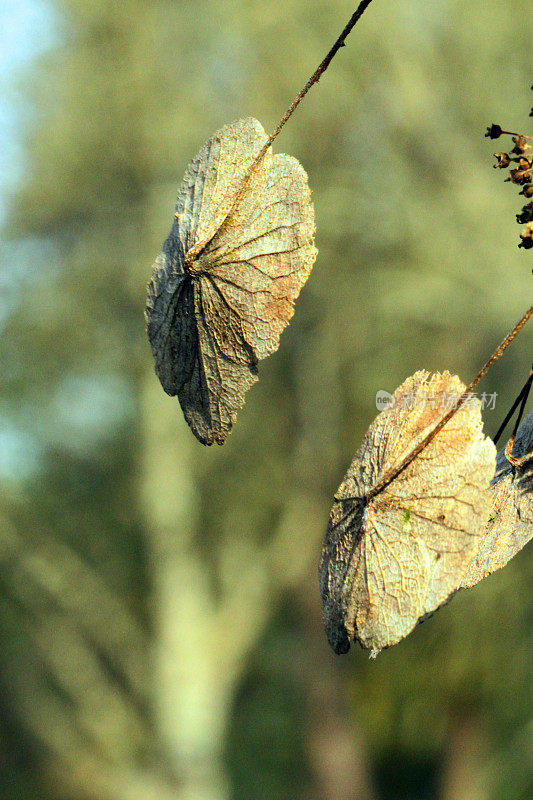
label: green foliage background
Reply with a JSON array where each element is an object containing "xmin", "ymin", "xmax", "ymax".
[{"xmin": 1, "ymin": 1, "xmax": 531, "ymax": 799}]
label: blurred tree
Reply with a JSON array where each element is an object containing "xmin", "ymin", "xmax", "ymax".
[{"xmin": 0, "ymin": 1, "xmax": 531, "ymax": 800}]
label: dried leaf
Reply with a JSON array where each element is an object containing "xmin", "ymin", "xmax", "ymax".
[
  {"xmin": 146, "ymin": 117, "xmax": 317, "ymax": 445},
  {"xmin": 461, "ymin": 411, "xmax": 533, "ymax": 589},
  {"xmin": 319, "ymin": 371, "xmax": 496, "ymax": 656}
]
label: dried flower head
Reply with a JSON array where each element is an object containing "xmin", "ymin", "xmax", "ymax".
[
  {"xmin": 487, "ymin": 90, "xmax": 533, "ymax": 249},
  {"xmin": 511, "ymin": 135, "xmax": 530, "ymax": 154},
  {"xmin": 518, "ymin": 222, "xmax": 533, "ymax": 249},
  {"xmin": 493, "ymin": 152, "xmax": 511, "ymax": 169},
  {"xmin": 516, "ymin": 202, "xmax": 533, "ymax": 224},
  {"xmin": 506, "ymin": 168, "xmax": 532, "ymax": 186}
]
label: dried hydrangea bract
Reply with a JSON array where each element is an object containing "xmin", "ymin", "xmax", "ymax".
[
  {"xmin": 146, "ymin": 117, "xmax": 317, "ymax": 445},
  {"xmin": 319, "ymin": 371, "xmax": 496, "ymax": 657},
  {"xmin": 461, "ymin": 411, "xmax": 533, "ymax": 589}
]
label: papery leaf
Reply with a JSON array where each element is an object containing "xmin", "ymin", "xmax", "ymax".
[
  {"xmin": 146, "ymin": 118, "xmax": 317, "ymax": 445},
  {"xmin": 319, "ymin": 371, "xmax": 496, "ymax": 656},
  {"xmin": 461, "ymin": 411, "xmax": 533, "ymax": 588}
]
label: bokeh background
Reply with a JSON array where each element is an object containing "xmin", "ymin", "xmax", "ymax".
[{"xmin": 1, "ymin": 1, "xmax": 532, "ymax": 798}]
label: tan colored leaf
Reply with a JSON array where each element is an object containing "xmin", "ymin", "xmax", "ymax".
[
  {"xmin": 319, "ymin": 371, "xmax": 496, "ymax": 656},
  {"xmin": 461, "ymin": 410, "xmax": 533, "ymax": 589},
  {"xmin": 145, "ymin": 117, "xmax": 317, "ymax": 445}
]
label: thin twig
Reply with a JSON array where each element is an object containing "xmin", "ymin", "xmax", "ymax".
[
  {"xmin": 258, "ymin": 0, "xmax": 376, "ymax": 160},
  {"xmin": 493, "ymin": 364, "xmax": 533, "ymax": 445},
  {"xmin": 228, "ymin": 0, "xmax": 376, "ymax": 212},
  {"xmin": 498, "ymin": 129, "xmax": 533, "ymax": 141},
  {"xmin": 510, "ymin": 365, "xmax": 533, "ymax": 439},
  {"xmin": 365, "ymin": 305, "xmax": 533, "ymax": 502}
]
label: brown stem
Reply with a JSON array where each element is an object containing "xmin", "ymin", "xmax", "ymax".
[
  {"xmin": 499, "ymin": 129, "xmax": 533, "ymax": 141},
  {"xmin": 365, "ymin": 304, "xmax": 533, "ymax": 501},
  {"xmin": 258, "ymin": 0, "xmax": 377, "ymax": 159},
  {"xmin": 493, "ymin": 364, "xmax": 533, "ymax": 446},
  {"xmin": 228, "ymin": 0, "xmax": 377, "ymax": 213}
]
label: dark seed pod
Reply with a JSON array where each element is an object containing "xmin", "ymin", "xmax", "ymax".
[
  {"xmin": 516, "ymin": 203, "xmax": 533, "ymax": 224},
  {"xmin": 506, "ymin": 169, "xmax": 532, "ymax": 185},
  {"xmin": 518, "ymin": 223, "xmax": 533, "ymax": 248},
  {"xmin": 485, "ymin": 124, "xmax": 503, "ymax": 139},
  {"xmin": 493, "ymin": 152, "xmax": 511, "ymax": 169},
  {"xmin": 511, "ymin": 135, "xmax": 529, "ymax": 154}
]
